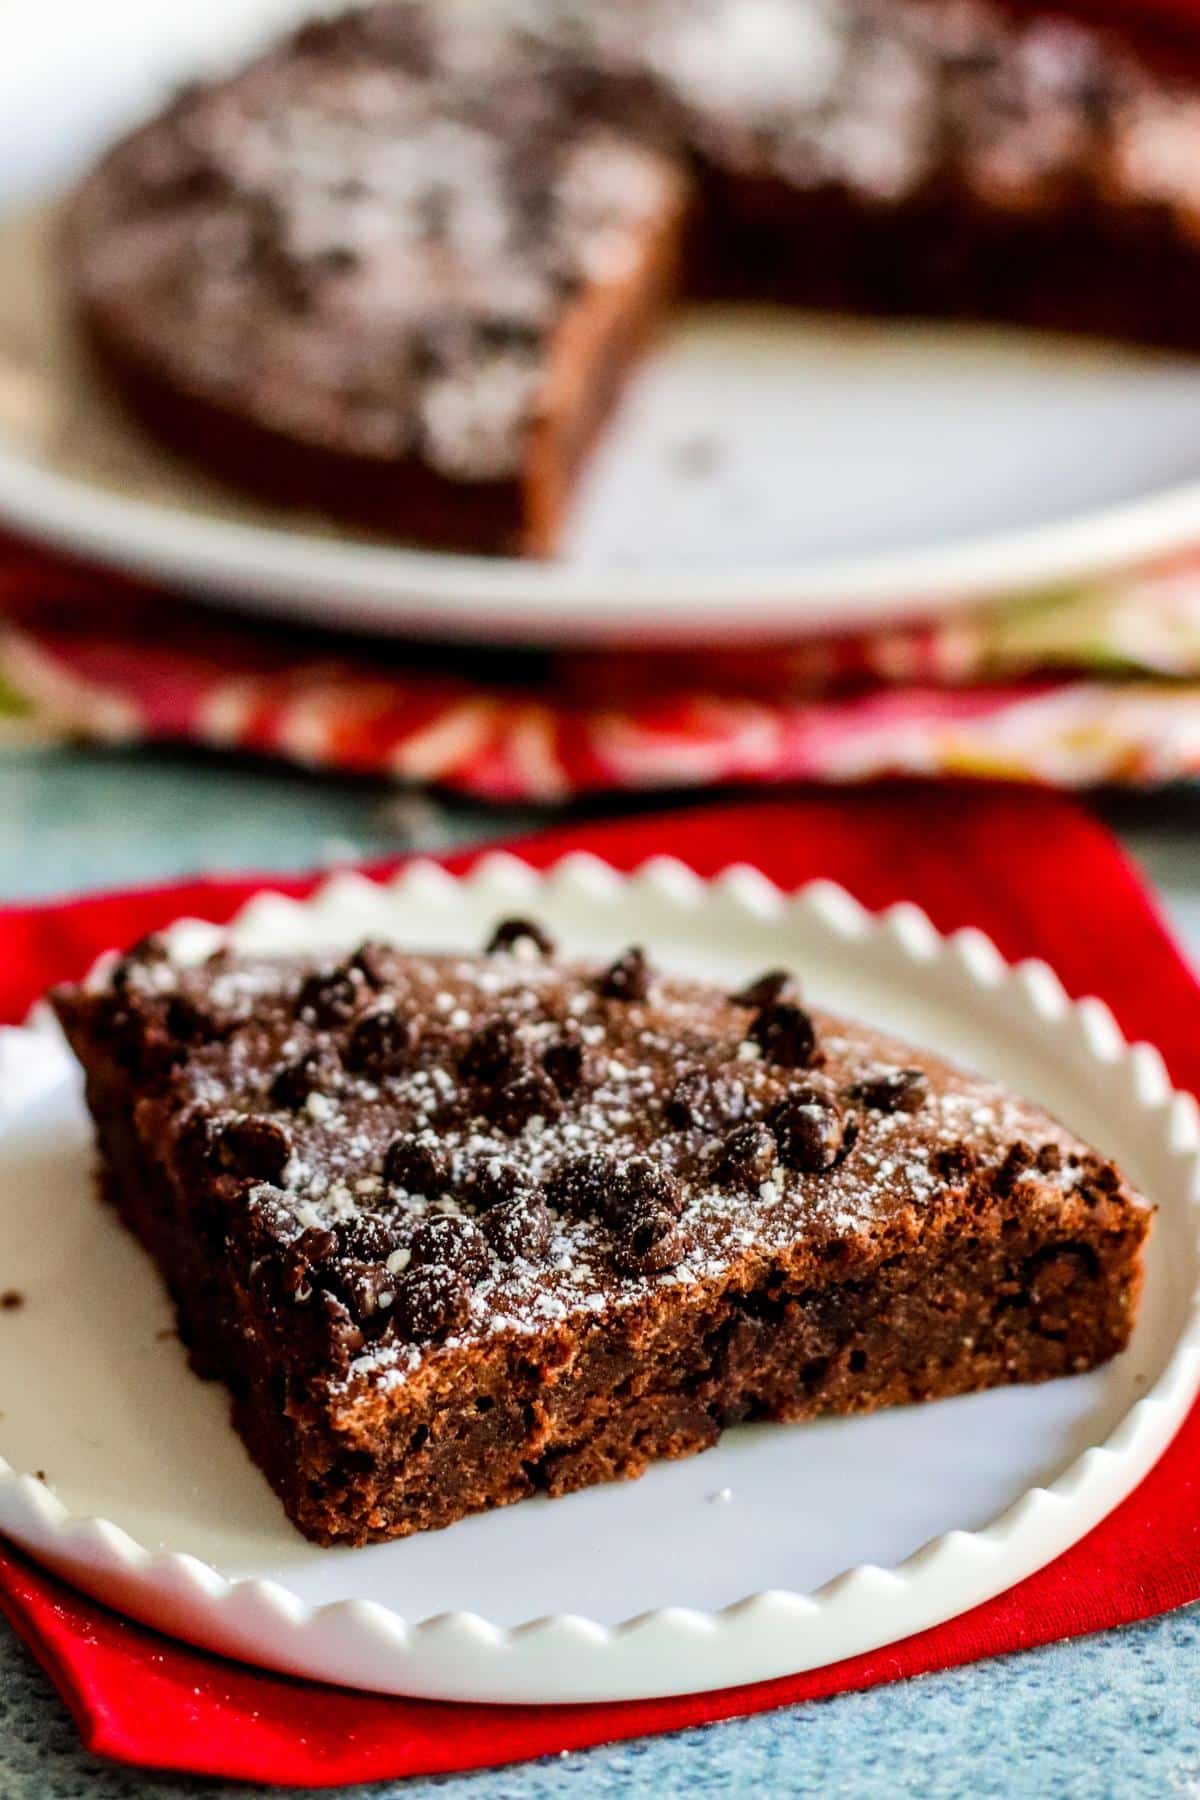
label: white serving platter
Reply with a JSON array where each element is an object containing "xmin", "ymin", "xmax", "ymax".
[
  {"xmin": 4, "ymin": 0, "xmax": 1200, "ymax": 644},
  {"xmin": 0, "ymin": 854, "xmax": 1197, "ymax": 1704}
]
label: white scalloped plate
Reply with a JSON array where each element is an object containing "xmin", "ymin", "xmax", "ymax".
[{"xmin": 0, "ymin": 856, "xmax": 1198, "ymax": 1704}]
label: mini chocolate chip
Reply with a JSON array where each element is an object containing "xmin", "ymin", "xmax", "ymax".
[
  {"xmin": 384, "ymin": 1133, "xmax": 449, "ymax": 1196},
  {"xmin": 547, "ymin": 1151, "xmax": 620, "ymax": 1219},
  {"xmin": 345, "ymin": 1006, "xmax": 420, "ymax": 1077},
  {"xmin": 1076, "ymin": 1153, "xmax": 1123, "ymax": 1207},
  {"xmin": 485, "ymin": 916, "xmax": 556, "ymax": 957},
  {"xmin": 610, "ymin": 1156, "xmax": 685, "ymax": 1224},
  {"xmin": 847, "ymin": 1069, "xmax": 928, "ymax": 1113},
  {"xmin": 335, "ymin": 1215, "xmax": 397, "ymax": 1263},
  {"xmin": 715, "ymin": 1122, "xmax": 777, "ymax": 1189},
  {"xmin": 350, "ymin": 940, "xmax": 395, "ymax": 988},
  {"xmin": 487, "ymin": 1069, "xmax": 562, "ymax": 1136},
  {"xmin": 611, "ymin": 1208, "xmax": 684, "ymax": 1276},
  {"xmin": 336, "ymin": 1259, "xmax": 396, "ymax": 1324},
  {"xmin": 731, "ymin": 969, "xmax": 799, "ymax": 1009},
  {"xmin": 1077, "ymin": 1153, "xmax": 1121, "ymax": 1194},
  {"xmin": 1036, "ymin": 1142, "xmax": 1065, "ymax": 1175},
  {"xmin": 932, "ymin": 1142, "xmax": 978, "ymax": 1182},
  {"xmin": 598, "ymin": 946, "xmax": 650, "ymax": 1002},
  {"xmin": 483, "ymin": 1193, "xmax": 553, "ymax": 1260},
  {"xmin": 103, "ymin": 995, "xmax": 182, "ymax": 1080},
  {"xmin": 749, "ymin": 1001, "xmax": 817, "ymax": 1069},
  {"xmin": 240, "ymin": 1185, "xmax": 297, "ymax": 1257},
  {"xmin": 297, "ymin": 964, "xmax": 361, "ymax": 1027},
  {"xmin": 994, "ymin": 1141, "xmax": 1037, "ymax": 1197},
  {"xmin": 542, "ymin": 1030, "xmax": 604, "ymax": 1096},
  {"xmin": 319, "ymin": 1291, "xmax": 365, "ymax": 1372},
  {"xmin": 410, "ymin": 1215, "xmax": 489, "ymax": 1283},
  {"xmin": 460, "ymin": 1018, "xmax": 524, "ymax": 1084},
  {"xmin": 280, "ymin": 1225, "xmax": 337, "ymax": 1300},
  {"xmin": 218, "ymin": 1115, "xmax": 291, "ymax": 1181},
  {"xmin": 174, "ymin": 1106, "xmax": 218, "ymax": 1178},
  {"xmin": 665, "ymin": 1067, "xmax": 746, "ymax": 1131},
  {"xmin": 464, "ymin": 1156, "xmax": 535, "ymax": 1212},
  {"xmin": 270, "ymin": 1051, "xmax": 324, "ymax": 1110},
  {"xmin": 111, "ymin": 934, "xmax": 169, "ymax": 991},
  {"xmin": 392, "ymin": 1263, "xmax": 470, "ymax": 1341},
  {"xmin": 165, "ymin": 993, "xmax": 212, "ymax": 1043},
  {"xmin": 296, "ymin": 1224, "xmax": 337, "ymax": 1265},
  {"xmin": 768, "ymin": 1092, "xmax": 847, "ymax": 1173}
]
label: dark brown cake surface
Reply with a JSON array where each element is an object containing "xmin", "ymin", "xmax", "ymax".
[
  {"xmin": 66, "ymin": 5, "xmax": 682, "ymax": 500},
  {"xmin": 65, "ymin": 0, "xmax": 1200, "ymax": 551},
  {"xmin": 52, "ymin": 916, "xmax": 1151, "ymax": 1545}
]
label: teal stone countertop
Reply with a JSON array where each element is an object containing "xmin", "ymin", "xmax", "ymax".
[{"xmin": 2, "ymin": 747, "xmax": 1199, "ymax": 1800}]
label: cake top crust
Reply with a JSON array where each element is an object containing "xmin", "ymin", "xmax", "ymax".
[{"xmin": 54, "ymin": 917, "xmax": 1146, "ymax": 1397}]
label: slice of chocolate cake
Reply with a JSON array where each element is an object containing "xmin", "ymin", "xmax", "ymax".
[{"xmin": 51, "ymin": 916, "xmax": 1151, "ymax": 1546}]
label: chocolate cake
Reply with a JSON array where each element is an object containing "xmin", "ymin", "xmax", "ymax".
[
  {"xmin": 63, "ymin": 0, "xmax": 1200, "ymax": 553},
  {"xmin": 52, "ymin": 917, "xmax": 1151, "ymax": 1546}
]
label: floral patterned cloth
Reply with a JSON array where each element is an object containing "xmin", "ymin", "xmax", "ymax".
[{"xmin": 3, "ymin": 535, "xmax": 1200, "ymax": 799}]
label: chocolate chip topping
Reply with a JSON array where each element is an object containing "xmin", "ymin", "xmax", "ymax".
[
  {"xmin": 465, "ymin": 1157, "xmax": 536, "ymax": 1212},
  {"xmin": 384, "ymin": 1133, "xmax": 449, "ymax": 1196},
  {"xmin": 542, "ymin": 1028, "xmax": 604, "ymax": 1096},
  {"xmin": 110, "ymin": 934, "xmax": 169, "ymax": 992},
  {"xmin": 336, "ymin": 1214, "xmax": 399, "ymax": 1263},
  {"xmin": 749, "ymin": 1001, "xmax": 818, "ymax": 1069},
  {"xmin": 483, "ymin": 1192, "xmax": 553, "ymax": 1260},
  {"xmin": 319, "ymin": 1291, "xmax": 365, "ymax": 1374},
  {"xmin": 271, "ymin": 1051, "xmax": 325, "ymax": 1110},
  {"xmin": 993, "ymin": 1140, "xmax": 1037, "ymax": 1197},
  {"xmin": 547, "ymin": 1151, "xmax": 618, "ymax": 1219},
  {"xmin": 714, "ymin": 1121, "xmax": 777, "ymax": 1190},
  {"xmin": 485, "ymin": 916, "xmax": 556, "ymax": 957},
  {"xmin": 932, "ymin": 1143, "xmax": 979, "ymax": 1183},
  {"xmin": 460, "ymin": 1019, "xmax": 524, "ymax": 1084},
  {"xmin": 392, "ymin": 1263, "xmax": 471, "ymax": 1341},
  {"xmin": 609, "ymin": 1155, "xmax": 685, "ymax": 1224},
  {"xmin": 345, "ymin": 1006, "xmax": 421, "ymax": 1077},
  {"xmin": 486, "ymin": 1068, "xmax": 562, "ymax": 1136},
  {"xmin": 611, "ymin": 1208, "xmax": 685, "ymax": 1276},
  {"xmin": 409, "ymin": 1214, "xmax": 489, "ymax": 1283},
  {"xmin": 847, "ymin": 1069, "xmax": 928, "ymax": 1114},
  {"xmin": 217, "ymin": 1115, "xmax": 292, "ymax": 1181},
  {"xmin": 298, "ymin": 964, "xmax": 361, "ymax": 1027},
  {"xmin": 731, "ymin": 969, "xmax": 799, "ymax": 1010},
  {"xmin": 665, "ymin": 1067, "xmax": 745, "ymax": 1131},
  {"xmin": 165, "ymin": 993, "xmax": 215, "ymax": 1044},
  {"xmin": 350, "ymin": 941, "xmax": 397, "ymax": 989},
  {"xmin": 768, "ymin": 1092, "xmax": 850, "ymax": 1173},
  {"xmin": 598, "ymin": 946, "xmax": 650, "ymax": 1003},
  {"xmin": 281, "ymin": 1225, "xmax": 337, "ymax": 1299}
]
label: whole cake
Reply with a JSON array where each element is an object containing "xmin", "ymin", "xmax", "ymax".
[
  {"xmin": 65, "ymin": 0, "xmax": 1200, "ymax": 552},
  {"xmin": 52, "ymin": 916, "xmax": 1151, "ymax": 1545}
]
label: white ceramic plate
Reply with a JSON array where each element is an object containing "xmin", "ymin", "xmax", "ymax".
[
  {"xmin": 0, "ymin": 854, "xmax": 1198, "ymax": 1704},
  {"xmin": 5, "ymin": 0, "xmax": 1200, "ymax": 645}
]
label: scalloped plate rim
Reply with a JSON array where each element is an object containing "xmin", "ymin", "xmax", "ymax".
[{"xmin": 0, "ymin": 854, "xmax": 1196, "ymax": 1703}]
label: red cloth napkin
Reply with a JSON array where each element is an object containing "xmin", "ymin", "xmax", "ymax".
[{"xmin": 3, "ymin": 786, "xmax": 1200, "ymax": 1787}]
